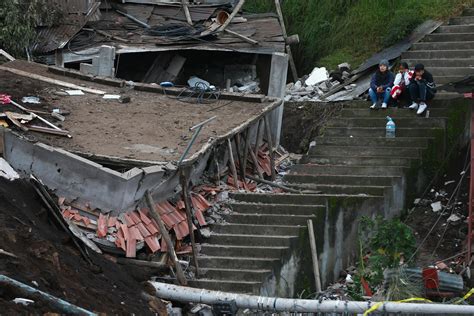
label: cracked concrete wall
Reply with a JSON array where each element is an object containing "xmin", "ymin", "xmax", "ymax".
[{"xmin": 3, "ymin": 131, "xmax": 172, "ymax": 212}]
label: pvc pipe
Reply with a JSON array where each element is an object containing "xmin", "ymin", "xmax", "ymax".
[
  {"xmin": 0, "ymin": 275, "xmax": 96, "ymax": 315},
  {"xmin": 147, "ymin": 281, "xmax": 474, "ymax": 314}
]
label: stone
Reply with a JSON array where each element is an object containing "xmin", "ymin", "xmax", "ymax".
[
  {"xmin": 294, "ymin": 80, "xmax": 302, "ymax": 89},
  {"xmin": 431, "ymin": 201, "xmax": 443, "ymax": 212},
  {"xmin": 447, "ymin": 214, "xmax": 461, "ymax": 223}
]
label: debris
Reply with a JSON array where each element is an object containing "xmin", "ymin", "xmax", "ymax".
[
  {"xmin": 103, "ymin": 94, "xmax": 121, "ymax": 100},
  {"xmin": 200, "ymin": 227, "xmax": 211, "ymax": 238},
  {"xmin": 0, "ymin": 248, "xmax": 17, "ymax": 258},
  {"xmin": 21, "ymin": 96, "xmax": 41, "ymax": 104},
  {"xmin": 447, "ymin": 214, "xmax": 462, "ymax": 223},
  {"xmin": 51, "ymin": 111, "xmax": 66, "ymax": 122},
  {"xmin": 188, "ymin": 76, "xmax": 211, "ymax": 90},
  {"xmin": 0, "ymin": 158, "xmax": 19, "ymax": 181},
  {"xmin": 66, "ymin": 90, "xmax": 85, "ymax": 96},
  {"xmin": 431, "ymin": 201, "xmax": 443, "ymax": 213},
  {"xmin": 444, "ymin": 180, "xmax": 455, "ymax": 186},
  {"xmin": 305, "ymin": 67, "xmax": 329, "ymax": 86},
  {"xmin": 12, "ymin": 298, "xmax": 35, "ymax": 306}
]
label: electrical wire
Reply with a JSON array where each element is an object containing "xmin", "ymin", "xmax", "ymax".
[{"xmin": 67, "ymin": 29, "xmax": 102, "ymax": 56}]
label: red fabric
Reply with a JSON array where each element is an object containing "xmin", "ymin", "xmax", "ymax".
[{"xmin": 422, "ymin": 268, "xmax": 440, "ymax": 289}]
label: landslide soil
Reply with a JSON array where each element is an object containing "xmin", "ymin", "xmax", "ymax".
[{"xmin": 0, "ymin": 179, "xmax": 159, "ymax": 315}]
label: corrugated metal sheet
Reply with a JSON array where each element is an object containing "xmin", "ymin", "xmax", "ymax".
[{"xmin": 33, "ymin": 0, "xmax": 101, "ymax": 53}]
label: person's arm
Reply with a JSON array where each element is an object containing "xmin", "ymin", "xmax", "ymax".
[
  {"xmin": 382, "ymin": 72, "xmax": 394, "ymax": 89},
  {"xmin": 393, "ymin": 73, "xmax": 402, "ymax": 86},
  {"xmin": 370, "ymin": 73, "xmax": 377, "ymax": 91},
  {"xmin": 404, "ymin": 71, "xmax": 413, "ymax": 86}
]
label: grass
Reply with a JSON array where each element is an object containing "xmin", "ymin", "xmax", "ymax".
[{"xmin": 245, "ymin": 0, "xmax": 474, "ymax": 73}]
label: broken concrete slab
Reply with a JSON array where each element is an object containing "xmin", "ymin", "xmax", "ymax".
[{"xmin": 305, "ymin": 67, "xmax": 329, "ymax": 86}]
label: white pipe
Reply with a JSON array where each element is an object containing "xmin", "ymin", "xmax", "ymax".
[{"xmin": 148, "ymin": 282, "xmax": 474, "ymax": 314}]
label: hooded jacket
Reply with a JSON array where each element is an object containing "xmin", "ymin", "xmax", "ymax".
[{"xmin": 370, "ymin": 70, "xmax": 394, "ymax": 91}]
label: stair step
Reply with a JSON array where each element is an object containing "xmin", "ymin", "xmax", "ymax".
[
  {"xmin": 229, "ymin": 202, "xmax": 322, "ymax": 215},
  {"xmin": 313, "ymin": 136, "xmax": 432, "ymax": 148},
  {"xmin": 284, "ymin": 174, "xmax": 400, "ymax": 186},
  {"xmin": 340, "ymin": 107, "xmax": 449, "ymax": 118},
  {"xmin": 308, "ymin": 145, "xmax": 422, "ymax": 158},
  {"xmin": 404, "ymin": 58, "xmax": 474, "ymax": 67},
  {"xmin": 402, "ymin": 49, "xmax": 474, "ymax": 59},
  {"xmin": 436, "ymin": 25, "xmax": 474, "ymax": 34},
  {"xmin": 412, "ymin": 40, "xmax": 474, "ymax": 50},
  {"xmin": 341, "ymin": 100, "xmax": 449, "ymax": 109},
  {"xmin": 323, "ymin": 127, "xmax": 444, "ymax": 137},
  {"xmin": 303, "ymin": 156, "xmax": 414, "ymax": 167},
  {"xmin": 189, "ymin": 279, "xmax": 260, "ymax": 294},
  {"xmin": 197, "ymin": 255, "xmax": 280, "ymax": 270},
  {"xmin": 285, "ymin": 183, "xmax": 387, "ymax": 196},
  {"xmin": 211, "ymin": 223, "xmax": 302, "ymax": 235},
  {"xmin": 200, "ymin": 244, "xmax": 287, "ymax": 258},
  {"xmin": 231, "ymin": 193, "xmax": 328, "ymax": 205},
  {"xmin": 449, "ymin": 16, "xmax": 474, "ymax": 25},
  {"xmin": 199, "ymin": 268, "xmax": 272, "ymax": 283},
  {"xmin": 225, "ymin": 213, "xmax": 315, "ymax": 225},
  {"xmin": 428, "ymin": 67, "xmax": 474, "ymax": 77},
  {"xmin": 326, "ymin": 117, "xmax": 446, "ymax": 129},
  {"xmin": 207, "ymin": 233, "xmax": 298, "ymax": 247},
  {"xmin": 463, "ymin": 8, "xmax": 474, "ymax": 16},
  {"xmin": 435, "ymin": 75, "xmax": 469, "ymax": 84},
  {"xmin": 289, "ymin": 164, "xmax": 408, "ymax": 176},
  {"xmin": 423, "ymin": 33, "xmax": 474, "ymax": 42}
]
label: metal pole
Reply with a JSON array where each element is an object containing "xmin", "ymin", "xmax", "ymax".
[
  {"xmin": 0, "ymin": 275, "xmax": 96, "ymax": 316},
  {"xmin": 468, "ymin": 102, "xmax": 474, "ymax": 265},
  {"xmin": 227, "ymin": 138, "xmax": 239, "ymax": 188},
  {"xmin": 147, "ymin": 281, "xmax": 474, "ymax": 314},
  {"xmin": 178, "ymin": 116, "xmax": 217, "ymax": 165},
  {"xmin": 307, "ymin": 219, "xmax": 322, "ymax": 292}
]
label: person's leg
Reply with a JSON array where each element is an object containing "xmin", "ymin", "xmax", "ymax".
[
  {"xmin": 368, "ymin": 88, "xmax": 378, "ymax": 108},
  {"xmin": 416, "ymin": 81, "xmax": 429, "ymax": 114},
  {"xmin": 408, "ymin": 82, "xmax": 419, "ymax": 109},
  {"xmin": 382, "ymin": 87, "xmax": 391, "ymax": 108},
  {"xmin": 426, "ymin": 86, "xmax": 436, "ymax": 101}
]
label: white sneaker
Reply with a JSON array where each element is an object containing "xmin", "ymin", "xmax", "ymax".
[
  {"xmin": 408, "ymin": 102, "xmax": 418, "ymax": 110},
  {"xmin": 370, "ymin": 103, "xmax": 376, "ymax": 109},
  {"xmin": 417, "ymin": 102, "xmax": 427, "ymax": 115},
  {"xmin": 381, "ymin": 103, "xmax": 387, "ymax": 109}
]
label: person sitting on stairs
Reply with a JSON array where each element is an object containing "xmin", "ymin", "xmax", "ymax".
[
  {"xmin": 390, "ymin": 62, "xmax": 413, "ymax": 105},
  {"xmin": 408, "ymin": 63, "xmax": 437, "ymax": 115},
  {"xmin": 369, "ymin": 59, "xmax": 394, "ymax": 109}
]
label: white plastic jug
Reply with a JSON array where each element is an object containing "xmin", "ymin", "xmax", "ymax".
[{"xmin": 386, "ymin": 116, "xmax": 396, "ymax": 138}]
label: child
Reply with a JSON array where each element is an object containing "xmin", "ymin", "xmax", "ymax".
[
  {"xmin": 369, "ymin": 59, "xmax": 394, "ymax": 109},
  {"xmin": 408, "ymin": 63, "xmax": 436, "ymax": 115},
  {"xmin": 390, "ymin": 62, "xmax": 412, "ymax": 103}
]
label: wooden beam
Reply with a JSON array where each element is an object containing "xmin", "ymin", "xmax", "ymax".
[
  {"xmin": 0, "ymin": 66, "xmax": 106, "ymax": 95},
  {"xmin": 179, "ymin": 168, "xmax": 200, "ymax": 276},
  {"xmin": 264, "ymin": 116, "xmax": 276, "ymax": 181},
  {"xmin": 254, "ymin": 119, "xmax": 263, "ymax": 158},
  {"xmin": 145, "ymin": 191, "xmax": 187, "ymax": 285},
  {"xmin": 0, "ymin": 49, "xmax": 15, "ymax": 61},
  {"xmin": 227, "ymin": 139, "xmax": 239, "ymax": 188},
  {"xmin": 218, "ymin": 0, "xmax": 245, "ymax": 32},
  {"xmin": 234, "ymin": 134, "xmax": 245, "ymax": 180},
  {"xmin": 274, "ymin": 0, "xmax": 298, "ymax": 81},
  {"xmin": 181, "ymin": 0, "xmax": 193, "ymax": 26},
  {"xmin": 242, "ymin": 128, "xmax": 251, "ymax": 175},
  {"xmin": 224, "ymin": 29, "xmax": 258, "ymax": 45},
  {"xmin": 248, "ymin": 147, "xmax": 263, "ymax": 179}
]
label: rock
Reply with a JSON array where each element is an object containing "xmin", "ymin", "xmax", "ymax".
[
  {"xmin": 447, "ymin": 214, "xmax": 462, "ymax": 223},
  {"xmin": 305, "ymin": 86, "xmax": 314, "ymax": 92},
  {"xmin": 284, "ymin": 95, "xmax": 292, "ymax": 102},
  {"xmin": 200, "ymin": 227, "xmax": 211, "ymax": 238},
  {"xmin": 294, "ymin": 80, "xmax": 302, "ymax": 89},
  {"xmin": 305, "ymin": 67, "xmax": 329, "ymax": 86},
  {"xmin": 431, "ymin": 201, "xmax": 443, "ymax": 213},
  {"xmin": 338, "ymin": 62, "xmax": 351, "ymax": 71}
]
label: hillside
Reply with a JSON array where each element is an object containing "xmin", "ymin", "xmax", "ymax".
[{"xmin": 245, "ymin": 0, "xmax": 474, "ymax": 72}]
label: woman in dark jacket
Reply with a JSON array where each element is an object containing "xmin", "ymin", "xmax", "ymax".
[{"xmin": 369, "ymin": 59, "xmax": 394, "ymax": 109}]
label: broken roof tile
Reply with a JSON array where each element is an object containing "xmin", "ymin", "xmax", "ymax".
[
  {"xmin": 195, "ymin": 209, "xmax": 207, "ymax": 227},
  {"xmin": 138, "ymin": 208, "xmax": 152, "ymax": 225},
  {"xmin": 129, "ymin": 226, "xmax": 143, "ymax": 241},
  {"xmin": 192, "ymin": 193, "xmax": 211, "ymax": 211},
  {"xmin": 120, "ymin": 223, "xmax": 130, "ymax": 241},
  {"xmin": 108, "ymin": 216, "xmax": 117, "ymax": 227},
  {"xmin": 129, "ymin": 211, "xmax": 142, "ymax": 225},
  {"xmin": 58, "ymin": 196, "xmax": 66, "ymax": 206},
  {"xmin": 97, "ymin": 213, "xmax": 108, "ymax": 238},
  {"xmin": 126, "ymin": 238, "xmax": 137, "ymax": 258},
  {"xmin": 115, "ymin": 229, "xmax": 126, "ymax": 252},
  {"xmin": 144, "ymin": 236, "xmax": 161, "ymax": 253},
  {"xmin": 146, "ymin": 221, "xmax": 160, "ymax": 235},
  {"xmin": 173, "ymin": 221, "xmax": 190, "ymax": 240},
  {"xmin": 123, "ymin": 213, "xmax": 135, "ymax": 227},
  {"xmin": 176, "ymin": 244, "xmax": 192, "ymax": 255},
  {"xmin": 137, "ymin": 222, "xmax": 151, "ymax": 238}
]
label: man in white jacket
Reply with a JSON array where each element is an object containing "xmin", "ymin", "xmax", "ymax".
[{"xmin": 390, "ymin": 62, "xmax": 413, "ymax": 105}]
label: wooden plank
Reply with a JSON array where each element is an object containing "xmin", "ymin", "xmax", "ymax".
[
  {"xmin": 274, "ymin": 0, "xmax": 298, "ymax": 81},
  {"xmin": 227, "ymin": 139, "xmax": 239, "ymax": 188},
  {"xmin": 0, "ymin": 66, "xmax": 106, "ymax": 95},
  {"xmin": 264, "ymin": 116, "xmax": 276, "ymax": 181},
  {"xmin": 145, "ymin": 191, "xmax": 187, "ymax": 285},
  {"xmin": 5, "ymin": 112, "xmax": 28, "ymax": 132},
  {"xmin": 0, "ymin": 49, "xmax": 15, "ymax": 61},
  {"xmin": 181, "ymin": 0, "xmax": 193, "ymax": 25},
  {"xmin": 218, "ymin": 0, "xmax": 246, "ymax": 32},
  {"xmin": 307, "ymin": 219, "xmax": 322, "ymax": 293},
  {"xmin": 28, "ymin": 125, "xmax": 71, "ymax": 137},
  {"xmin": 224, "ymin": 29, "xmax": 258, "ymax": 45}
]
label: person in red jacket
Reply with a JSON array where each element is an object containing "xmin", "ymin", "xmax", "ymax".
[{"xmin": 390, "ymin": 62, "xmax": 413, "ymax": 104}]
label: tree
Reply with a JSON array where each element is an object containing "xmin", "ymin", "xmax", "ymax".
[{"xmin": 0, "ymin": 0, "xmax": 60, "ymax": 57}]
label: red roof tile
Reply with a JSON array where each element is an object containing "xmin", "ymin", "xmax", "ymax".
[
  {"xmin": 176, "ymin": 244, "xmax": 192, "ymax": 255},
  {"xmin": 108, "ymin": 216, "xmax": 117, "ymax": 227},
  {"xmin": 137, "ymin": 222, "xmax": 151, "ymax": 238},
  {"xmin": 195, "ymin": 209, "xmax": 207, "ymax": 226},
  {"xmin": 123, "ymin": 213, "xmax": 135, "ymax": 227},
  {"xmin": 173, "ymin": 220, "xmax": 190, "ymax": 240},
  {"xmin": 129, "ymin": 211, "xmax": 142, "ymax": 225},
  {"xmin": 129, "ymin": 226, "xmax": 143, "ymax": 241},
  {"xmin": 115, "ymin": 229, "xmax": 126, "ymax": 251},
  {"xmin": 97, "ymin": 213, "xmax": 108, "ymax": 238},
  {"xmin": 138, "ymin": 208, "xmax": 152, "ymax": 225},
  {"xmin": 146, "ymin": 221, "xmax": 160, "ymax": 235},
  {"xmin": 126, "ymin": 238, "xmax": 136, "ymax": 258},
  {"xmin": 120, "ymin": 223, "xmax": 130, "ymax": 241},
  {"xmin": 144, "ymin": 236, "xmax": 161, "ymax": 253}
]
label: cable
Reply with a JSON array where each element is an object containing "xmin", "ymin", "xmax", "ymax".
[{"xmin": 66, "ymin": 29, "xmax": 102, "ymax": 56}]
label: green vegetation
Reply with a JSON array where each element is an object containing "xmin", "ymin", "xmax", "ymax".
[
  {"xmin": 0, "ymin": 0, "xmax": 60, "ymax": 56},
  {"xmin": 349, "ymin": 216, "xmax": 416, "ymax": 299},
  {"xmin": 245, "ymin": 0, "xmax": 474, "ymax": 72}
]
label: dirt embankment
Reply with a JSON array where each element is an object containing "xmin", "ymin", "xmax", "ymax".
[
  {"xmin": 0, "ymin": 179, "xmax": 161, "ymax": 314},
  {"xmin": 281, "ymin": 101, "xmax": 342, "ymax": 153}
]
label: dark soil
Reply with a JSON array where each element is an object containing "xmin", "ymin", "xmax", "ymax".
[
  {"xmin": 0, "ymin": 178, "xmax": 161, "ymax": 315},
  {"xmin": 281, "ymin": 101, "xmax": 342, "ymax": 153},
  {"xmin": 405, "ymin": 145, "xmax": 470, "ymax": 268}
]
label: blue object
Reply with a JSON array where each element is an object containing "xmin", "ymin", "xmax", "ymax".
[
  {"xmin": 160, "ymin": 81, "xmax": 174, "ymax": 87},
  {"xmin": 386, "ymin": 116, "xmax": 396, "ymax": 138},
  {"xmin": 369, "ymin": 87, "xmax": 391, "ymax": 105}
]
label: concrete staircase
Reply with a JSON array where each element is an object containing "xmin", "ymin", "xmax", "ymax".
[{"xmin": 403, "ymin": 8, "xmax": 474, "ymax": 87}]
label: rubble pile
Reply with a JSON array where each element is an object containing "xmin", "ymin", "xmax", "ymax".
[{"xmin": 285, "ymin": 63, "xmax": 356, "ymax": 102}]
